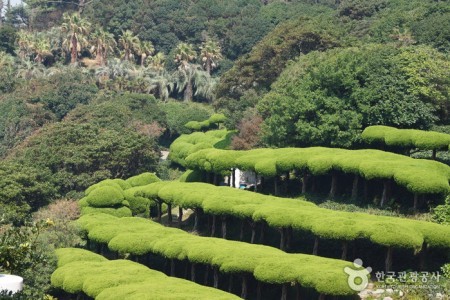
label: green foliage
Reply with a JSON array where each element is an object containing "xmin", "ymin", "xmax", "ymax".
[
  {"xmin": 160, "ymin": 101, "xmax": 213, "ymax": 137},
  {"xmin": 179, "ymin": 170, "xmax": 205, "ymax": 183},
  {"xmin": 362, "ymin": 125, "xmax": 450, "ymax": 150},
  {"xmin": 84, "ymin": 0, "xmax": 313, "ymax": 60},
  {"xmin": 81, "ymin": 206, "xmax": 132, "ymax": 218},
  {"xmin": 412, "ymin": 10, "xmax": 450, "ymax": 53},
  {"xmin": 258, "ymin": 45, "xmax": 450, "ymax": 148},
  {"xmin": 85, "ymin": 179, "xmax": 125, "ymax": 196},
  {"xmin": 338, "ymin": 0, "xmax": 387, "ymax": 20},
  {"xmin": 32, "ymin": 199, "xmax": 83, "ymax": 250},
  {"xmin": 0, "ymin": 26, "xmax": 17, "ymax": 55},
  {"xmin": 432, "ymin": 197, "xmax": 450, "ymax": 225},
  {"xmin": 52, "ymin": 248, "xmax": 239, "ymax": 299},
  {"xmin": 85, "ymin": 186, "xmax": 125, "ymax": 208},
  {"xmin": 0, "ymin": 220, "xmax": 57, "ymax": 298},
  {"xmin": 171, "ymin": 131, "xmax": 450, "ymax": 195},
  {"xmin": 8, "ymin": 122, "xmax": 159, "ymax": 196},
  {"xmin": 78, "ymin": 214, "xmax": 356, "ymax": 296},
  {"xmin": 216, "ymin": 16, "xmax": 340, "ymax": 101},
  {"xmin": 125, "ymin": 172, "xmax": 161, "ymax": 187},
  {"xmin": 134, "ymin": 182, "xmax": 450, "ymax": 250},
  {"xmin": 38, "ymin": 70, "xmax": 98, "ymax": 120},
  {"xmin": 0, "ymin": 162, "xmax": 56, "ymax": 212},
  {"xmin": 67, "ymin": 93, "xmax": 166, "ymax": 131},
  {"xmin": 443, "ymin": 264, "xmax": 450, "ymax": 279},
  {"xmin": 169, "ymin": 129, "xmax": 233, "ymax": 166},
  {"xmin": 184, "ymin": 113, "xmax": 227, "ymax": 132}
]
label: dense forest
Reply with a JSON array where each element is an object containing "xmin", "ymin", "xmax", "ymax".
[{"xmin": 0, "ymin": 0, "xmax": 449, "ymax": 299}]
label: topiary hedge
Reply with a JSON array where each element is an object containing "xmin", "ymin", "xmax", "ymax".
[
  {"xmin": 362, "ymin": 125, "xmax": 450, "ymax": 153},
  {"xmin": 125, "ymin": 172, "xmax": 161, "ymax": 187},
  {"xmin": 184, "ymin": 114, "xmax": 227, "ymax": 132},
  {"xmin": 77, "ymin": 214, "xmax": 358, "ymax": 296},
  {"xmin": 51, "ymin": 248, "xmax": 239, "ymax": 300},
  {"xmin": 80, "ymin": 174, "xmax": 162, "ymax": 217},
  {"xmin": 169, "ymin": 130, "xmax": 234, "ymax": 167},
  {"xmin": 170, "ymin": 130, "xmax": 450, "ymax": 199},
  {"xmin": 134, "ymin": 182, "xmax": 450, "ymax": 251},
  {"xmin": 183, "ymin": 147, "xmax": 450, "ymax": 196}
]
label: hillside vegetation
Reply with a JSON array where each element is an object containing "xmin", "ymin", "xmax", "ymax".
[{"xmin": 0, "ymin": 0, "xmax": 449, "ymax": 298}]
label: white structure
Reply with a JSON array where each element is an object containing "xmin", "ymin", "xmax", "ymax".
[
  {"xmin": 229, "ymin": 169, "xmax": 260, "ymax": 189},
  {"xmin": 0, "ymin": 275, "xmax": 23, "ymax": 294}
]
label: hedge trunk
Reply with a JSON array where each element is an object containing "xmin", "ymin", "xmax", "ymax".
[
  {"xmin": 241, "ymin": 275, "xmax": 248, "ymax": 299},
  {"xmin": 351, "ymin": 175, "xmax": 359, "ymax": 200},
  {"xmin": 313, "ymin": 237, "xmax": 319, "ymax": 255}
]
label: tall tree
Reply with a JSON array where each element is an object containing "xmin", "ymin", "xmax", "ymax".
[
  {"xmin": 118, "ymin": 30, "xmax": 140, "ymax": 62},
  {"xmin": 149, "ymin": 52, "xmax": 166, "ymax": 73},
  {"xmin": 174, "ymin": 42, "xmax": 196, "ymax": 101},
  {"xmin": 61, "ymin": 12, "xmax": 91, "ymax": 64},
  {"xmin": 136, "ymin": 40, "xmax": 154, "ymax": 67},
  {"xmin": 199, "ymin": 39, "xmax": 222, "ymax": 75},
  {"xmin": 90, "ymin": 27, "xmax": 116, "ymax": 66}
]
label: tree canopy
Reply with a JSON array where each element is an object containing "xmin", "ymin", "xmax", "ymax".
[{"xmin": 258, "ymin": 45, "xmax": 450, "ymax": 148}]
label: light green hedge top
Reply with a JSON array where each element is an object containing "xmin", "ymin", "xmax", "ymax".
[
  {"xmin": 85, "ymin": 186, "xmax": 125, "ymax": 208},
  {"xmin": 134, "ymin": 182, "xmax": 450, "ymax": 250},
  {"xmin": 169, "ymin": 130, "xmax": 233, "ymax": 166},
  {"xmin": 81, "ymin": 173, "xmax": 162, "ymax": 216},
  {"xmin": 51, "ymin": 248, "xmax": 238, "ymax": 300},
  {"xmin": 362, "ymin": 125, "xmax": 450, "ymax": 150},
  {"xmin": 125, "ymin": 172, "xmax": 161, "ymax": 187},
  {"xmin": 78, "ymin": 214, "xmax": 357, "ymax": 296},
  {"xmin": 182, "ymin": 147, "xmax": 450, "ymax": 195},
  {"xmin": 184, "ymin": 113, "xmax": 227, "ymax": 131}
]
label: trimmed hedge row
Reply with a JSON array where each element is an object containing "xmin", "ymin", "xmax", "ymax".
[
  {"xmin": 189, "ymin": 148, "xmax": 450, "ymax": 195},
  {"xmin": 168, "ymin": 129, "xmax": 233, "ymax": 167},
  {"xmin": 134, "ymin": 182, "xmax": 450, "ymax": 250},
  {"xmin": 51, "ymin": 248, "xmax": 239, "ymax": 300},
  {"xmin": 184, "ymin": 113, "xmax": 227, "ymax": 131},
  {"xmin": 361, "ymin": 125, "xmax": 450, "ymax": 151},
  {"xmin": 80, "ymin": 173, "xmax": 161, "ymax": 217},
  {"xmin": 78, "ymin": 213, "xmax": 358, "ymax": 296}
]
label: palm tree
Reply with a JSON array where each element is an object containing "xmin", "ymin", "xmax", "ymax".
[
  {"xmin": 144, "ymin": 69, "xmax": 174, "ymax": 101},
  {"xmin": 118, "ymin": 30, "xmax": 140, "ymax": 62},
  {"xmin": 136, "ymin": 40, "xmax": 155, "ymax": 66},
  {"xmin": 194, "ymin": 72, "xmax": 218, "ymax": 101},
  {"xmin": 95, "ymin": 58, "xmax": 135, "ymax": 90},
  {"xmin": 61, "ymin": 12, "xmax": 91, "ymax": 64},
  {"xmin": 174, "ymin": 42, "xmax": 196, "ymax": 70},
  {"xmin": 174, "ymin": 42, "xmax": 196, "ymax": 101},
  {"xmin": 149, "ymin": 52, "xmax": 166, "ymax": 73},
  {"xmin": 90, "ymin": 27, "xmax": 116, "ymax": 66},
  {"xmin": 199, "ymin": 39, "xmax": 222, "ymax": 75}
]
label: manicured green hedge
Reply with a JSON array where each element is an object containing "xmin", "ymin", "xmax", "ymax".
[
  {"xmin": 184, "ymin": 147, "xmax": 450, "ymax": 195},
  {"xmin": 135, "ymin": 182, "xmax": 450, "ymax": 250},
  {"xmin": 125, "ymin": 172, "xmax": 161, "ymax": 187},
  {"xmin": 80, "ymin": 174, "xmax": 161, "ymax": 217},
  {"xmin": 361, "ymin": 125, "xmax": 450, "ymax": 150},
  {"xmin": 86, "ymin": 186, "xmax": 125, "ymax": 208},
  {"xmin": 184, "ymin": 114, "xmax": 227, "ymax": 131},
  {"xmin": 169, "ymin": 130, "xmax": 234, "ymax": 167},
  {"xmin": 51, "ymin": 248, "xmax": 239, "ymax": 300},
  {"xmin": 78, "ymin": 214, "xmax": 358, "ymax": 296},
  {"xmin": 170, "ymin": 130, "xmax": 450, "ymax": 196}
]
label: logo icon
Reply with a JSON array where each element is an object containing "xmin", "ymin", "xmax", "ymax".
[{"xmin": 344, "ymin": 258, "xmax": 372, "ymax": 291}]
